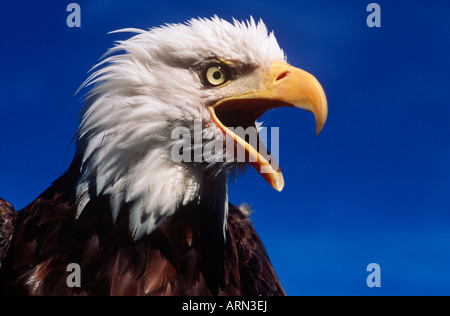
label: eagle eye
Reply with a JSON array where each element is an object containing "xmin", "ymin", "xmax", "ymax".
[{"xmin": 202, "ymin": 63, "xmax": 230, "ymax": 87}]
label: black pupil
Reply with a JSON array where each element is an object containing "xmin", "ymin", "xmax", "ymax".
[{"xmin": 213, "ymin": 70, "xmax": 222, "ymax": 80}]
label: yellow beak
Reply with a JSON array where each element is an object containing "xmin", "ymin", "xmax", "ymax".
[{"xmin": 209, "ymin": 61, "xmax": 328, "ymax": 191}]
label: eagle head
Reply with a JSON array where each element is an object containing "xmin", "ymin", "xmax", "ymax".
[{"xmin": 74, "ymin": 17, "xmax": 327, "ymax": 240}]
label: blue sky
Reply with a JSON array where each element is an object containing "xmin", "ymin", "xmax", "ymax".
[{"xmin": 1, "ymin": 1, "xmax": 450, "ymax": 295}]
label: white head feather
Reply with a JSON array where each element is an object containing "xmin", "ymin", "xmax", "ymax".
[{"xmin": 74, "ymin": 16, "xmax": 285, "ymax": 240}]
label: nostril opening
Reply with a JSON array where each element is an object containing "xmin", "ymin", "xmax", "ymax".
[{"xmin": 275, "ymin": 71, "xmax": 290, "ymax": 82}]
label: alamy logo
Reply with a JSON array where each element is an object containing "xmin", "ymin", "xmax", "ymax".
[
  {"xmin": 366, "ymin": 3, "xmax": 381, "ymax": 28},
  {"xmin": 66, "ymin": 263, "xmax": 81, "ymax": 288},
  {"xmin": 170, "ymin": 119, "xmax": 279, "ymax": 172},
  {"xmin": 366, "ymin": 263, "xmax": 381, "ymax": 288},
  {"xmin": 66, "ymin": 3, "xmax": 81, "ymax": 28}
]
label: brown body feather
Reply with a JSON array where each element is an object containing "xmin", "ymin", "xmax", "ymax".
[
  {"xmin": 0, "ymin": 161, "xmax": 285, "ymax": 296},
  {"xmin": 0, "ymin": 199, "xmax": 16, "ymax": 269}
]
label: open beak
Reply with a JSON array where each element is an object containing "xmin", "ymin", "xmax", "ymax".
[{"xmin": 208, "ymin": 61, "xmax": 327, "ymax": 191}]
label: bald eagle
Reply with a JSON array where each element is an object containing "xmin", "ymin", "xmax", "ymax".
[{"xmin": 0, "ymin": 17, "xmax": 327, "ymax": 296}]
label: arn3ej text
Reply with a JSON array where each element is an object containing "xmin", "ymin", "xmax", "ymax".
[{"xmin": 182, "ymin": 300, "xmax": 268, "ymax": 313}]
